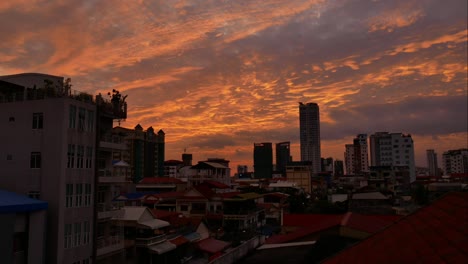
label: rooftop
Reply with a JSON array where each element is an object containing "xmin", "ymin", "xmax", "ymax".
[{"xmin": 324, "ymin": 192, "xmax": 468, "ymax": 263}]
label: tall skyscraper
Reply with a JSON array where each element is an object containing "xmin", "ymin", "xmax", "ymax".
[
  {"xmin": 299, "ymin": 102, "xmax": 321, "ymax": 175},
  {"xmin": 334, "ymin": 160, "xmax": 344, "ymax": 177},
  {"xmin": 276, "ymin": 141, "xmax": 291, "ymax": 175},
  {"xmin": 345, "ymin": 134, "xmax": 369, "ymax": 175},
  {"xmin": 426, "ymin": 149, "xmax": 439, "ymax": 176},
  {"xmin": 369, "ymin": 132, "xmax": 415, "ymax": 182},
  {"xmin": 254, "ymin": 142, "xmax": 273, "ymax": 178}
]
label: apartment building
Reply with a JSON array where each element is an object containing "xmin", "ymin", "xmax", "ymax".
[{"xmin": 0, "ymin": 73, "xmax": 96, "ymax": 263}]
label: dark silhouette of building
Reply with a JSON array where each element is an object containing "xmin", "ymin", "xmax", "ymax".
[
  {"xmin": 182, "ymin": 153, "xmax": 193, "ymax": 166},
  {"xmin": 334, "ymin": 160, "xmax": 344, "ymax": 177},
  {"xmin": 254, "ymin": 142, "xmax": 273, "ymax": 179},
  {"xmin": 299, "ymin": 102, "xmax": 321, "ymax": 175},
  {"xmin": 276, "ymin": 142, "xmax": 291, "ymax": 175}
]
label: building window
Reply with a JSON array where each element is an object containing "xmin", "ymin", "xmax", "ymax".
[
  {"xmin": 67, "ymin": 144, "xmax": 75, "ymax": 168},
  {"xmin": 9, "ymin": 116, "xmax": 15, "ymax": 122},
  {"xmin": 32, "ymin": 112, "xmax": 43, "ymax": 129},
  {"xmin": 84, "ymin": 184, "xmax": 92, "ymax": 206},
  {"xmin": 74, "ymin": 222, "xmax": 81, "ymax": 246},
  {"xmin": 64, "ymin": 223, "xmax": 72, "ymax": 248},
  {"xmin": 85, "ymin": 147, "xmax": 93, "ymax": 169},
  {"xmin": 180, "ymin": 205, "xmax": 188, "ymax": 211},
  {"xmin": 28, "ymin": 191, "xmax": 41, "ymax": 199},
  {"xmin": 87, "ymin": 110, "xmax": 94, "ymax": 132},
  {"xmin": 69, "ymin": 105, "xmax": 76, "ymax": 129},
  {"xmin": 82, "ymin": 259, "xmax": 90, "ymax": 264},
  {"xmin": 6, "ymin": 154, "xmax": 12, "ymax": 160},
  {"xmin": 78, "ymin": 108, "xmax": 85, "ymax": 131},
  {"xmin": 30, "ymin": 152, "xmax": 41, "ymax": 168},
  {"xmin": 66, "ymin": 184, "xmax": 74, "ymax": 208},
  {"xmin": 77, "ymin": 145, "xmax": 84, "ymax": 168},
  {"xmin": 75, "ymin": 184, "xmax": 83, "ymax": 207},
  {"xmin": 83, "ymin": 221, "xmax": 90, "ymax": 244}
]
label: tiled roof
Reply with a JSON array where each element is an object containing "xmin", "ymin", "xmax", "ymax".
[
  {"xmin": 324, "ymin": 192, "xmax": 468, "ymax": 263},
  {"xmin": 266, "ymin": 213, "xmax": 400, "ymax": 244},
  {"xmin": 169, "ymin": 236, "xmax": 189, "ymax": 246},
  {"xmin": 203, "ymin": 180, "xmax": 230, "ymax": 189}
]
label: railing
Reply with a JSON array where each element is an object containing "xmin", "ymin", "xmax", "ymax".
[
  {"xmin": 97, "ymin": 236, "xmax": 125, "ymax": 256},
  {"xmin": 135, "ymin": 234, "xmax": 166, "ymax": 247},
  {"xmin": 97, "ymin": 203, "xmax": 125, "ymax": 219}
]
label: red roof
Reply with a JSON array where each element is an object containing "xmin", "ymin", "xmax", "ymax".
[
  {"xmin": 139, "ymin": 177, "xmax": 184, "ymax": 184},
  {"xmin": 150, "ymin": 209, "xmax": 181, "ymax": 221},
  {"xmin": 197, "ymin": 238, "xmax": 230, "ymax": 254},
  {"xmin": 203, "ymin": 180, "xmax": 230, "ymax": 189},
  {"xmin": 219, "ymin": 192, "xmax": 241, "ymax": 199},
  {"xmin": 193, "ymin": 184, "xmax": 216, "ymax": 199},
  {"xmin": 324, "ymin": 192, "xmax": 468, "ymax": 263},
  {"xmin": 266, "ymin": 213, "xmax": 401, "ymax": 244}
]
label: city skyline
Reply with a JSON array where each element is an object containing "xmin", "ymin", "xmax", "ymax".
[{"xmin": 0, "ymin": 0, "xmax": 466, "ymax": 169}]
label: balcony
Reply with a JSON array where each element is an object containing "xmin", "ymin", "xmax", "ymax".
[
  {"xmin": 98, "ymin": 169, "xmax": 130, "ymax": 183},
  {"xmin": 97, "ymin": 236, "xmax": 125, "ymax": 256},
  {"xmin": 135, "ymin": 234, "xmax": 166, "ymax": 247},
  {"xmin": 97, "ymin": 203, "xmax": 125, "ymax": 219}
]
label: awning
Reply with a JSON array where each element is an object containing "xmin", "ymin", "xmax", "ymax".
[
  {"xmin": 149, "ymin": 241, "xmax": 176, "ymax": 254},
  {"xmin": 183, "ymin": 232, "xmax": 201, "ymax": 242},
  {"xmin": 139, "ymin": 219, "xmax": 170, "ymax": 229},
  {"xmin": 113, "ymin": 160, "xmax": 130, "ymax": 167}
]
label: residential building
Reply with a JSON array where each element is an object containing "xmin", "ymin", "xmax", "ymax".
[
  {"xmin": 299, "ymin": 102, "xmax": 321, "ymax": 175},
  {"xmin": 275, "ymin": 142, "xmax": 291, "ymax": 175},
  {"xmin": 321, "ymin": 157, "xmax": 334, "ymax": 174},
  {"xmin": 189, "ymin": 158, "xmax": 231, "ymax": 187},
  {"xmin": 182, "ymin": 153, "xmax": 192, "ymax": 166},
  {"xmin": 113, "ymin": 125, "xmax": 165, "ymax": 183},
  {"xmin": 0, "ymin": 73, "xmax": 98, "ymax": 263},
  {"xmin": 0, "ymin": 190, "xmax": 48, "ymax": 264},
  {"xmin": 285, "ymin": 161, "xmax": 313, "ymax": 193},
  {"xmin": 442, "ymin": 148, "xmax": 468, "ymax": 175},
  {"xmin": 426, "ymin": 149, "xmax": 439, "ymax": 176},
  {"xmin": 345, "ymin": 134, "xmax": 369, "ymax": 175},
  {"xmin": 164, "ymin": 160, "xmax": 184, "ymax": 178},
  {"xmin": 237, "ymin": 165, "xmax": 248, "ymax": 174},
  {"xmin": 369, "ymin": 132, "xmax": 415, "ymax": 183},
  {"xmin": 334, "ymin": 160, "xmax": 344, "ymax": 177},
  {"xmin": 254, "ymin": 143, "xmax": 273, "ymax": 179}
]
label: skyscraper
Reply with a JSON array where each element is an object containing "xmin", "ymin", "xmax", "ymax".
[
  {"xmin": 299, "ymin": 102, "xmax": 321, "ymax": 174},
  {"xmin": 276, "ymin": 141, "xmax": 291, "ymax": 175},
  {"xmin": 426, "ymin": 149, "xmax": 439, "ymax": 176},
  {"xmin": 254, "ymin": 142, "xmax": 273, "ymax": 178}
]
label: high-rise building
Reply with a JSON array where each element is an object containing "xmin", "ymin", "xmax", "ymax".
[
  {"xmin": 426, "ymin": 149, "xmax": 439, "ymax": 176},
  {"xmin": 237, "ymin": 165, "xmax": 248, "ymax": 174},
  {"xmin": 0, "ymin": 73, "xmax": 107, "ymax": 263},
  {"xmin": 113, "ymin": 124, "xmax": 165, "ymax": 183},
  {"xmin": 344, "ymin": 134, "xmax": 369, "ymax": 175},
  {"xmin": 276, "ymin": 141, "xmax": 291, "ymax": 175},
  {"xmin": 334, "ymin": 160, "xmax": 344, "ymax": 177},
  {"xmin": 369, "ymin": 132, "xmax": 415, "ymax": 182},
  {"xmin": 182, "ymin": 153, "xmax": 193, "ymax": 166},
  {"xmin": 254, "ymin": 142, "xmax": 273, "ymax": 178},
  {"xmin": 442, "ymin": 149, "xmax": 468, "ymax": 175},
  {"xmin": 299, "ymin": 102, "xmax": 321, "ymax": 175}
]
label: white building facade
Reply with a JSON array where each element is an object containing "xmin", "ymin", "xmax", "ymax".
[
  {"xmin": 369, "ymin": 132, "xmax": 416, "ymax": 183},
  {"xmin": 442, "ymin": 149, "xmax": 468, "ymax": 175}
]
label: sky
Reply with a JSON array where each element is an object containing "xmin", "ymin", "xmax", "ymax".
[{"xmin": 1, "ymin": 0, "xmax": 467, "ymax": 170}]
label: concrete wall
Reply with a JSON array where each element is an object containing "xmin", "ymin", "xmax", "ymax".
[{"xmin": 209, "ymin": 236, "xmax": 265, "ymax": 264}]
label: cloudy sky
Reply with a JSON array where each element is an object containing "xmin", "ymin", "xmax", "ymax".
[{"xmin": 1, "ymin": 0, "xmax": 466, "ymax": 170}]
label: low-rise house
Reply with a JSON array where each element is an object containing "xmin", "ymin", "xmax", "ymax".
[{"xmin": 348, "ymin": 192, "xmax": 393, "ymax": 214}]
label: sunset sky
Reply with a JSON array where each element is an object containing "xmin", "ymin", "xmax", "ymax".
[{"xmin": 1, "ymin": 0, "xmax": 466, "ymax": 170}]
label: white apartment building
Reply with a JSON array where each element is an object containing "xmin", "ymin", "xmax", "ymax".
[
  {"xmin": 442, "ymin": 149, "xmax": 468, "ymax": 175},
  {"xmin": 0, "ymin": 73, "xmax": 95, "ymax": 263},
  {"xmin": 369, "ymin": 132, "xmax": 416, "ymax": 183},
  {"xmin": 345, "ymin": 144, "xmax": 355, "ymax": 175}
]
